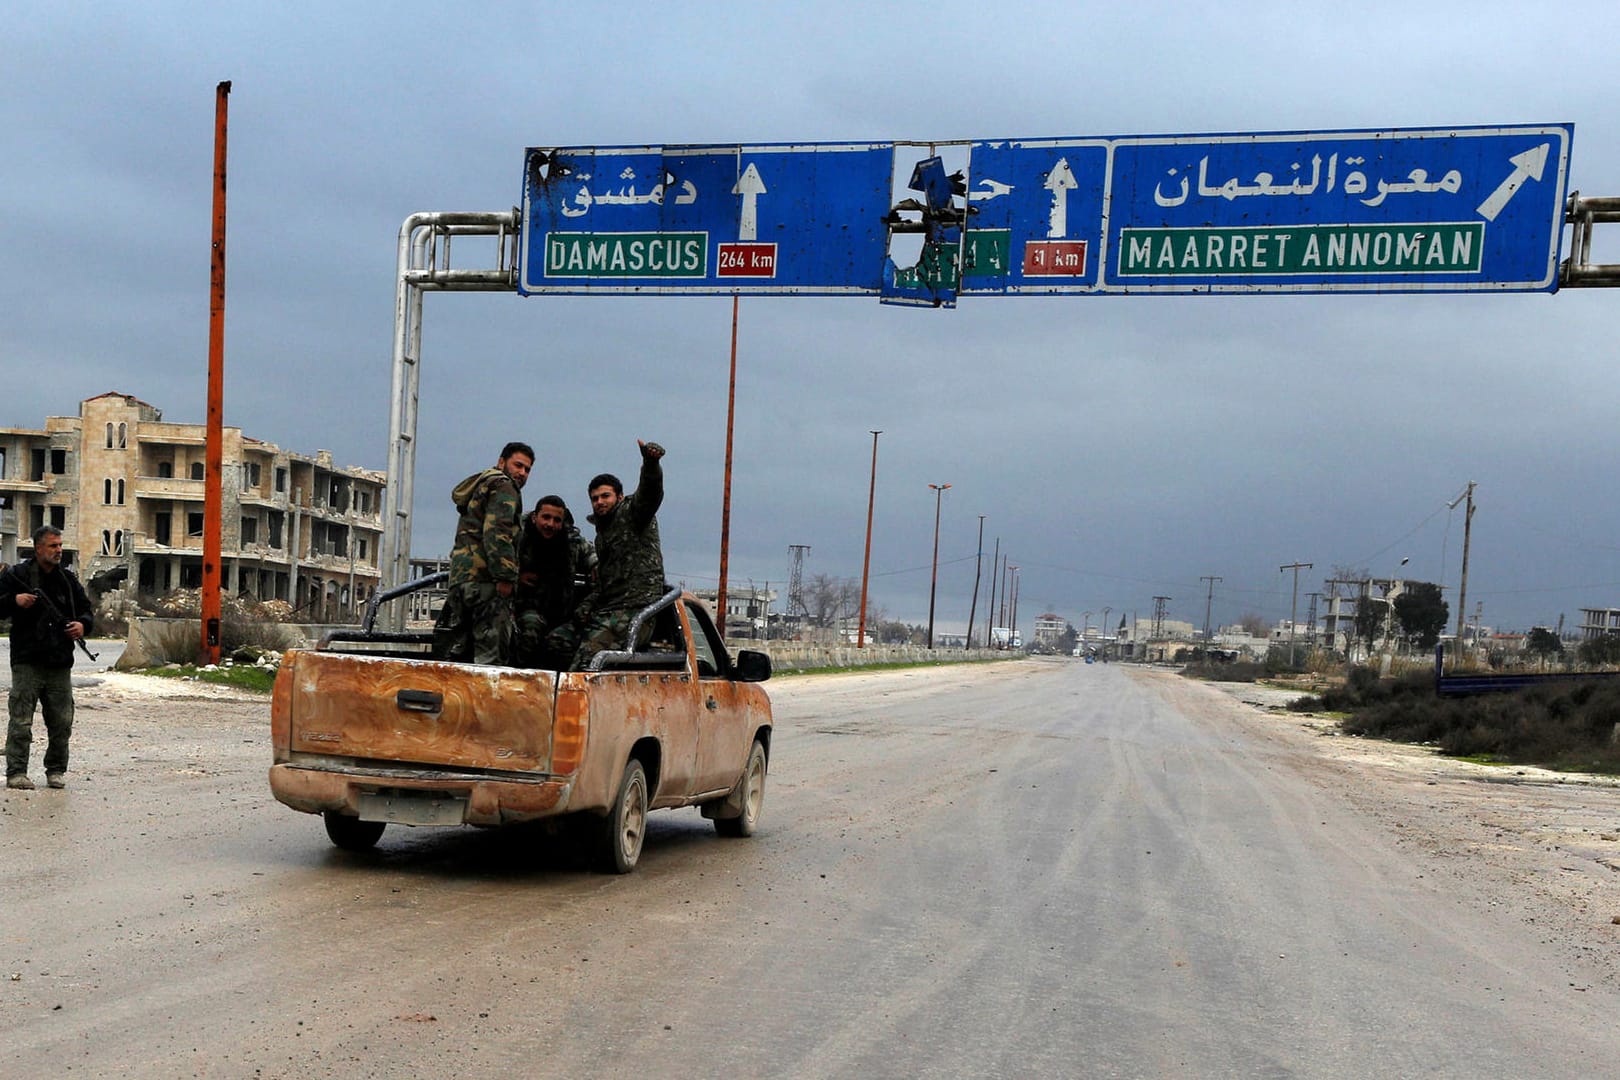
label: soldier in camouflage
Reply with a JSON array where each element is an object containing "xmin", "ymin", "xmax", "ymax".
[
  {"xmin": 433, "ymin": 441, "xmax": 533, "ymax": 665},
  {"xmin": 555, "ymin": 439, "xmax": 667, "ymax": 670},
  {"xmin": 514, "ymin": 495, "xmax": 597, "ymax": 669}
]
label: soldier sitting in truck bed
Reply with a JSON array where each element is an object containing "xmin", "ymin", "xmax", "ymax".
[
  {"xmin": 514, "ymin": 495, "xmax": 596, "ymax": 669},
  {"xmin": 549, "ymin": 439, "xmax": 667, "ymax": 670}
]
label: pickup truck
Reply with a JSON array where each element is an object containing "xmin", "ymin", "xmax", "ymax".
[{"xmin": 269, "ymin": 586, "xmax": 773, "ymax": 873}]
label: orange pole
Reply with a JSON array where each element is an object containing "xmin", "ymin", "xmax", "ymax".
[
  {"xmin": 201, "ymin": 80, "xmax": 230, "ymax": 665},
  {"xmin": 716, "ymin": 295, "xmax": 738, "ymax": 638}
]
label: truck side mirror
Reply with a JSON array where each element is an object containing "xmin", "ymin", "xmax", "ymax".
[{"xmin": 733, "ymin": 649, "xmax": 772, "ymax": 683}]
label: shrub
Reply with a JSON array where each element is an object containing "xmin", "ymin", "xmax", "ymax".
[{"xmin": 1304, "ymin": 672, "xmax": 1620, "ymax": 774}]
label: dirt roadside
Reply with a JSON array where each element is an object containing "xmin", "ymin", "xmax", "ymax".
[{"xmin": 1152, "ymin": 668, "xmax": 1620, "ymax": 989}]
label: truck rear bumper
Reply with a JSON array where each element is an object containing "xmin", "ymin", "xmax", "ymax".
[{"xmin": 269, "ymin": 763, "xmax": 571, "ymax": 826}]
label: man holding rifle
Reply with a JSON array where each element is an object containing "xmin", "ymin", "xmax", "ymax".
[{"xmin": 1, "ymin": 525, "xmax": 94, "ymax": 790}]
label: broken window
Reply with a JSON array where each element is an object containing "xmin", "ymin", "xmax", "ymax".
[
  {"xmin": 188, "ymin": 512, "xmax": 204, "ymax": 537},
  {"xmin": 241, "ymin": 516, "xmax": 258, "ymax": 544},
  {"xmin": 190, "ymin": 462, "xmax": 204, "ymax": 481},
  {"xmin": 50, "ymin": 449, "xmax": 66, "ymax": 474}
]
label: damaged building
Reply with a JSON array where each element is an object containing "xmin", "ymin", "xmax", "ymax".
[{"xmin": 0, "ymin": 392, "xmax": 385, "ymax": 621}]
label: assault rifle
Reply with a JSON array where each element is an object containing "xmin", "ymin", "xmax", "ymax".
[{"xmin": 2, "ymin": 569, "xmax": 98, "ymax": 662}]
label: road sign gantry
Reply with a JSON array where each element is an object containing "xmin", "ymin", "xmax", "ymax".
[{"xmin": 519, "ymin": 123, "xmax": 1574, "ymax": 304}]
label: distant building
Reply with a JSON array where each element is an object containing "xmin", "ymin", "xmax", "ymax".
[
  {"xmin": 1033, "ymin": 612, "xmax": 1067, "ymax": 648},
  {"xmin": 1579, "ymin": 607, "xmax": 1620, "ymax": 641},
  {"xmin": 0, "ymin": 392, "xmax": 385, "ymax": 620},
  {"xmin": 691, "ymin": 584, "xmax": 777, "ymax": 640}
]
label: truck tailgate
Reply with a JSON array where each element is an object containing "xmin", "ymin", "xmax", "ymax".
[{"xmin": 278, "ymin": 651, "xmax": 557, "ymax": 773}]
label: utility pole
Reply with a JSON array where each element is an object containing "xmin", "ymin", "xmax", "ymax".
[
  {"xmin": 991, "ymin": 553, "xmax": 1004, "ymax": 628},
  {"xmin": 926, "ymin": 482, "xmax": 951, "ymax": 649},
  {"xmin": 1010, "ymin": 568, "xmax": 1022, "ymax": 647},
  {"xmin": 965, "ymin": 514, "xmax": 985, "ymax": 649},
  {"xmin": 1280, "ymin": 561, "xmax": 1313, "ymax": 668},
  {"xmin": 1151, "ymin": 596, "xmax": 1171, "ymax": 639},
  {"xmin": 201, "ymin": 80, "xmax": 231, "ymax": 667},
  {"xmin": 1450, "ymin": 481, "xmax": 1476, "ymax": 656},
  {"xmin": 1100, "ymin": 605, "xmax": 1112, "ymax": 657},
  {"xmin": 1305, "ymin": 592, "xmax": 1320, "ymax": 650},
  {"xmin": 856, "ymin": 431, "xmax": 881, "ymax": 648},
  {"xmin": 986, "ymin": 538, "xmax": 1000, "ymax": 643},
  {"xmin": 1201, "ymin": 575, "xmax": 1222, "ymax": 642}
]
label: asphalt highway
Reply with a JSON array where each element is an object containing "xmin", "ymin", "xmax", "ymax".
[{"xmin": 3, "ymin": 658, "xmax": 1617, "ymax": 1077}]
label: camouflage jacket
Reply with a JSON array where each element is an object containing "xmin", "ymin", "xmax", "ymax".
[
  {"xmin": 448, "ymin": 467, "xmax": 523, "ymax": 587},
  {"xmin": 517, "ymin": 522, "xmax": 597, "ymax": 627},
  {"xmin": 585, "ymin": 454, "xmax": 665, "ymax": 615}
]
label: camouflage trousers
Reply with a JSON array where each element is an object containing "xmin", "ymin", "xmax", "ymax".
[
  {"xmin": 433, "ymin": 582, "xmax": 514, "ymax": 665},
  {"xmin": 564, "ymin": 608, "xmax": 653, "ymax": 671},
  {"xmin": 7, "ymin": 663, "xmax": 74, "ymax": 778},
  {"xmin": 515, "ymin": 609, "xmax": 579, "ymax": 670}
]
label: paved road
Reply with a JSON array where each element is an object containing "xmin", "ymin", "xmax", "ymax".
[
  {"xmin": 3, "ymin": 659, "xmax": 1619, "ymax": 1077},
  {"xmin": 0, "ymin": 638, "xmax": 127, "ymax": 691}
]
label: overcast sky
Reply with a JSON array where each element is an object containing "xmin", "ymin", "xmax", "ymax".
[{"xmin": 7, "ymin": 2, "xmax": 1620, "ymax": 636}]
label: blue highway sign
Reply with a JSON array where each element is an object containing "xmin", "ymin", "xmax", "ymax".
[
  {"xmin": 1102, "ymin": 125, "xmax": 1573, "ymax": 293},
  {"xmin": 520, "ymin": 142, "xmax": 892, "ymax": 295},
  {"xmin": 518, "ymin": 124, "xmax": 1573, "ymax": 300}
]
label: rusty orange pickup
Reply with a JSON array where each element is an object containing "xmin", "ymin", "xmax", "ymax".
[{"xmin": 270, "ymin": 590, "xmax": 772, "ymax": 872}]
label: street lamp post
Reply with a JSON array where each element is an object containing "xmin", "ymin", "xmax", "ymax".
[{"xmin": 926, "ymin": 482, "xmax": 951, "ymax": 648}]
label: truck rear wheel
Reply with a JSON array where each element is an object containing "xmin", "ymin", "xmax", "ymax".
[
  {"xmin": 715, "ymin": 740, "xmax": 767, "ymax": 838},
  {"xmin": 323, "ymin": 811, "xmax": 385, "ymax": 851},
  {"xmin": 599, "ymin": 759, "xmax": 648, "ymax": 873}
]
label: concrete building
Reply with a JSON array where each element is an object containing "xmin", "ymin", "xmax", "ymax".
[
  {"xmin": 1032, "ymin": 612, "xmax": 1067, "ymax": 649},
  {"xmin": 691, "ymin": 584, "xmax": 778, "ymax": 640},
  {"xmin": 0, "ymin": 392, "xmax": 385, "ymax": 621},
  {"xmin": 1579, "ymin": 607, "xmax": 1620, "ymax": 641}
]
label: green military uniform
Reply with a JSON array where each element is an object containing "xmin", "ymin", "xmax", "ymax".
[
  {"xmin": 434, "ymin": 466, "xmax": 523, "ymax": 665},
  {"xmin": 565, "ymin": 447, "xmax": 666, "ymax": 669},
  {"xmin": 515, "ymin": 520, "xmax": 596, "ymax": 669},
  {"xmin": 2, "ymin": 558, "xmax": 94, "ymax": 785}
]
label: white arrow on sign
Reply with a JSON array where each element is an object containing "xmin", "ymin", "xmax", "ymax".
[
  {"xmin": 1045, "ymin": 158, "xmax": 1077, "ymax": 238},
  {"xmin": 1475, "ymin": 143, "xmax": 1549, "ymax": 222},
  {"xmin": 733, "ymin": 162, "xmax": 767, "ymax": 241}
]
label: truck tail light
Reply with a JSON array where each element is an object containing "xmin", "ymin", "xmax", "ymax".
[
  {"xmin": 551, "ymin": 686, "xmax": 588, "ymax": 776},
  {"xmin": 269, "ymin": 653, "xmax": 294, "ymax": 756}
]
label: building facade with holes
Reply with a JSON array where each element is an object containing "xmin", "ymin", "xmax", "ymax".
[{"xmin": 0, "ymin": 392, "xmax": 385, "ymax": 621}]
